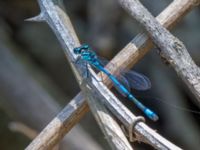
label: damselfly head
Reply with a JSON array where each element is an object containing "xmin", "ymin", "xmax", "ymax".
[{"xmin": 73, "ymin": 44, "xmax": 90, "ymax": 54}]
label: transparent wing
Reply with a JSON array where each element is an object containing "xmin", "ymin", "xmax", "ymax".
[
  {"xmin": 97, "ymin": 56, "xmax": 151, "ymax": 91},
  {"xmin": 74, "ymin": 58, "xmax": 89, "ymax": 78},
  {"xmin": 123, "ymin": 70, "xmax": 151, "ymax": 91},
  {"xmin": 117, "ymin": 74, "xmax": 131, "ymax": 92},
  {"xmin": 98, "ymin": 56, "xmax": 131, "ymax": 91}
]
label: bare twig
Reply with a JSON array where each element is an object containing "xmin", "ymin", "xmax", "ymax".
[
  {"xmin": 82, "ymin": 69, "xmax": 182, "ymax": 150},
  {"xmin": 108, "ymin": 0, "xmax": 200, "ymax": 72},
  {"xmin": 8, "ymin": 122, "xmax": 59, "ymax": 150},
  {"xmin": 0, "ymin": 19, "xmax": 103, "ymax": 150},
  {"xmin": 81, "ymin": 75, "xmax": 132, "ymax": 150},
  {"xmin": 9, "ymin": 122, "xmax": 38, "ymax": 139},
  {"xmin": 118, "ymin": 0, "xmax": 200, "ymax": 107}
]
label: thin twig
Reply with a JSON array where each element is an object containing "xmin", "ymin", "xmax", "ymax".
[
  {"xmin": 118, "ymin": 0, "xmax": 200, "ymax": 107},
  {"xmin": 9, "ymin": 122, "xmax": 38, "ymax": 139}
]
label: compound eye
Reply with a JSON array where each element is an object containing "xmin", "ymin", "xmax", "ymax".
[{"xmin": 73, "ymin": 47, "xmax": 81, "ymax": 54}]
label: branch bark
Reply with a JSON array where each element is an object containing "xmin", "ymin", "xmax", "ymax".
[
  {"xmin": 26, "ymin": 0, "xmax": 133, "ymax": 149},
  {"xmin": 81, "ymin": 76, "xmax": 132, "ymax": 150},
  {"xmin": 81, "ymin": 69, "xmax": 182, "ymax": 150},
  {"xmin": 0, "ymin": 20, "xmax": 103, "ymax": 150},
  {"xmin": 118, "ymin": 0, "xmax": 200, "ymax": 107}
]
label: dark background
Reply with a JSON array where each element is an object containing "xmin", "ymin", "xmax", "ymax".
[{"xmin": 0, "ymin": 0, "xmax": 200, "ymax": 149}]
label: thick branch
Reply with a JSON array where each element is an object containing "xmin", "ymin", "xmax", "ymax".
[
  {"xmin": 81, "ymin": 76, "xmax": 132, "ymax": 150},
  {"xmin": 118, "ymin": 0, "xmax": 200, "ymax": 106},
  {"xmin": 0, "ymin": 35, "xmax": 103, "ymax": 150},
  {"xmin": 82, "ymin": 69, "xmax": 182, "ymax": 150},
  {"xmin": 26, "ymin": 0, "xmax": 133, "ymax": 149}
]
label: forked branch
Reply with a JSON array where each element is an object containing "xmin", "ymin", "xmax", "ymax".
[{"xmin": 118, "ymin": 0, "xmax": 200, "ymax": 107}]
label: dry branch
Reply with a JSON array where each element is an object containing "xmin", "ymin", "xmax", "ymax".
[
  {"xmin": 9, "ymin": 122, "xmax": 38, "ymax": 140},
  {"xmin": 26, "ymin": 0, "xmax": 133, "ymax": 149},
  {"xmin": 118, "ymin": 0, "xmax": 200, "ymax": 107},
  {"xmin": 0, "ymin": 30, "xmax": 103, "ymax": 150},
  {"xmin": 26, "ymin": 0, "xmax": 199, "ymax": 149},
  {"xmin": 81, "ymin": 69, "xmax": 182, "ymax": 150},
  {"xmin": 81, "ymin": 76, "xmax": 132, "ymax": 150}
]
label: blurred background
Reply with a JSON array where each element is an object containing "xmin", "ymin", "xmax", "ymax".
[{"xmin": 0, "ymin": 0, "xmax": 200, "ymax": 149}]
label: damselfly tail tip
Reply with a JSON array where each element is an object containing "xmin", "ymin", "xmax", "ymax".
[
  {"xmin": 144, "ymin": 108, "xmax": 159, "ymax": 121},
  {"xmin": 151, "ymin": 114, "xmax": 159, "ymax": 121}
]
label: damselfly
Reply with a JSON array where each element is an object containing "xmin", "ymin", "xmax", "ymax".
[{"xmin": 73, "ymin": 44, "xmax": 159, "ymax": 121}]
